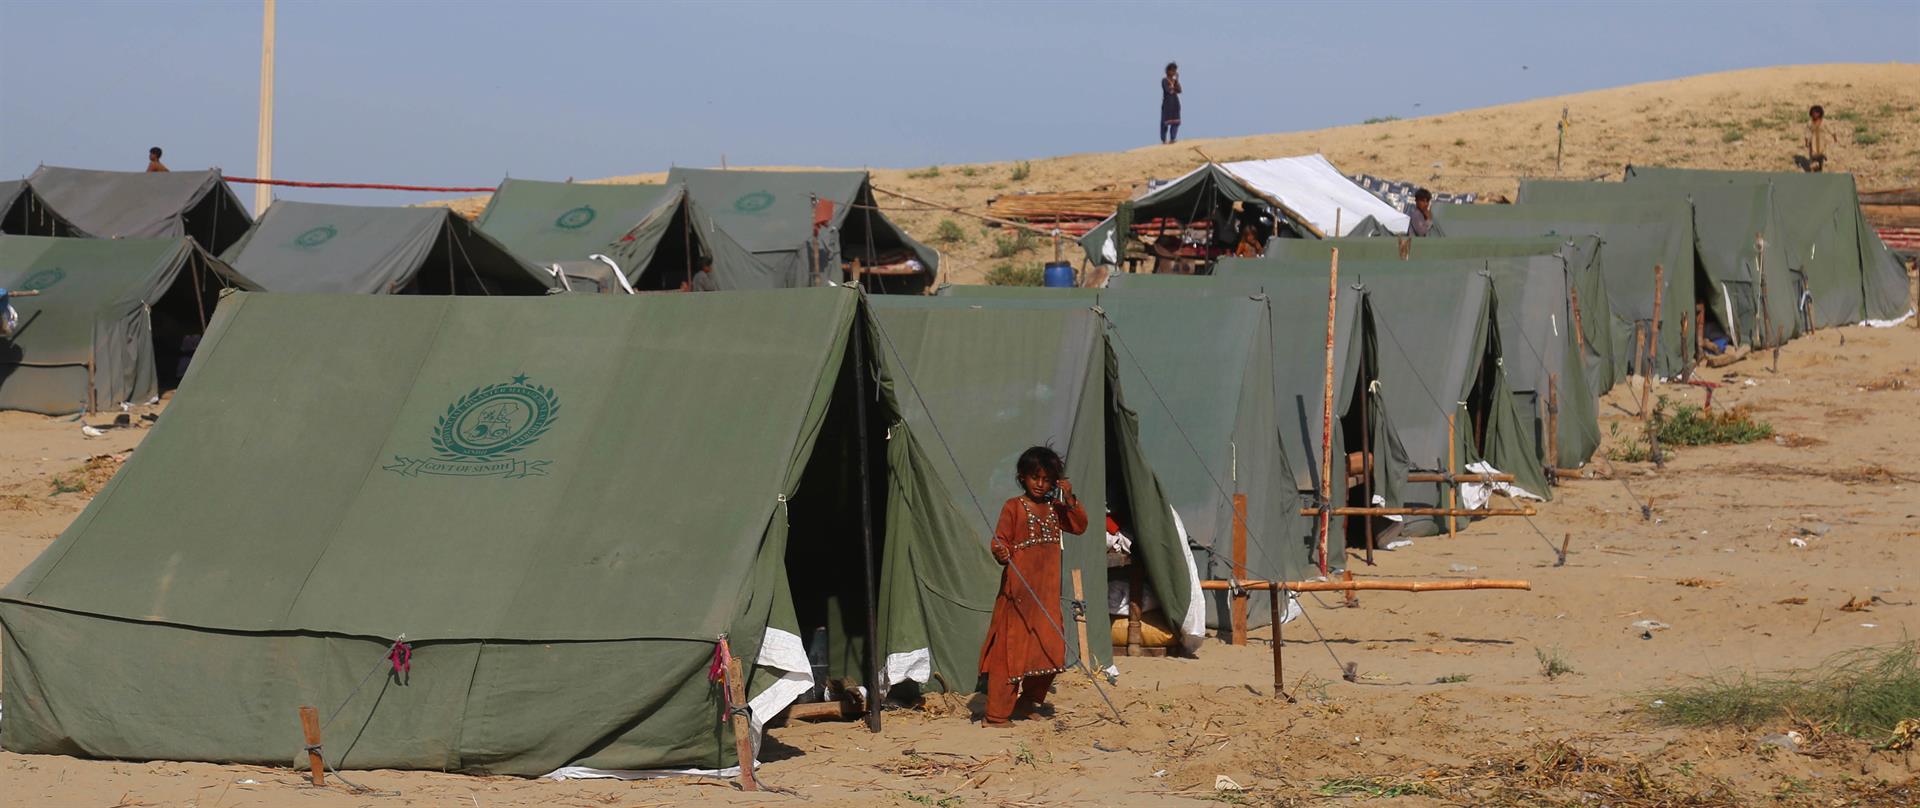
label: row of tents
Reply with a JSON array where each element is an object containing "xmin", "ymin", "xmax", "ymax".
[
  {"xmin": 0, "ymin": 165, "xmax": 941, "ymax": 414},
  {"xmin": 2, "ymin": 160, "xmax": 1911, "ymax": 779}
]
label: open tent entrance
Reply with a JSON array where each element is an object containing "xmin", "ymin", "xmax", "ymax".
[
  {"xmin": 1338, "ymin": 313, "xmax": 1386, "ymax": 559},
  {"xmin": 783, "ymin": 314, "xmax": 890, "ymax": 703},
  {"xmin": 842, "ymin": 192, "xmax": 935, "ymax": 296},
  {"xmin": 628, "ymin": 203, "xmax": 705, "ymax": 292},
  {"xmin": 148, "ymin": 252, "xmax": 240, "ymax": 392}
]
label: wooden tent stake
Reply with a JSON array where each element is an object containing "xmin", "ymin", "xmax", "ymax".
[
  {"xmin": 1342, "ymin": 569, "xmax": 1359, "ymax": 608},
  {"xmin": 1070, "ymin": 569, "xmax": 1092, "ymax": 669},
  {"xmin": 298, "ymin": 705, "xmax": 324, "ymax": 787},
  {"xmin": 1650, "ymin": 263, "xmax": 1664, "ymax": 379},
  {"xmin": 1317, "ymin": 250, "xmax": 1339, "ymax": 574},
  {"xmin": 1230, "ymin": 493, "xmax": 1249, "ymax": 645},
  {"xmin": 1269, "ymin": 586, "xmax": 1286, "ymax": 700},
  {"xmin": 720, "ymin": 636, "xmax": 759, "ymax": 791}
]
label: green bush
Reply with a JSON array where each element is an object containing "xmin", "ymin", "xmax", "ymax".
[
  {"xmin": 1654, "ymin": 398, "xmax": 1772, "ymax": 446},
  {"xmin": 931, "ymin": 219, "xmax": 967, "ymax": 244},
  {"xmin": 1721, "ymin": 127, "xmax": 1745, "ymax": 143},
  {"xmin": 990, "ymin": 229, "xmax": 1037, "ymax": 258},
  {"xmin": 985, "ymin": 263, "xmax": 1044, "ymax": 286},
  {"xmin": 1855, "ymin": 128, "xmax": 1883, "ymax": 146},
  {"xmin": 1362, "ymin": 115, "xmax": 1401, "ymax": 125},
  {"xmin": 906, "ymin": 165, "xmax": 941, "ymax": 179},
  {"xmin": 1009, "ymin": 161, "xmax": 1031, "ymax": 182}
]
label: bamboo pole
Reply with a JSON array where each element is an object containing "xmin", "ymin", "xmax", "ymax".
[
  {"xmin": 298, "ymin": 705, "xmax": 323, "ymax": 787},
  {"xmin": 1406, "ymin": 471, "xmax": 1514, "ymax": 484},
  {"xmin": 1634, "ymin": 326, "xmax": 1649, "ymax": 416},
  {"xmin": 1569, "ymin": 285, "xmax": 1585, "ymax": 356},
  {"xmin": 1230, "ymin": 493, "xmax": 1248, "ymax": 645},
  {"xmin": 1756, "ymin": 234, "xmax": 1773, "ymax": 346},
  {"xmin": 1445, "ymin": 413, "xmax": 1457, "ymax": 539},
  {"xmin": 871, "ymin": 186, "xmax": 1063, "ymax": 238},
  {"xmin": 1201, "ymin": 579, "xmax": 1531, "ymax": 593},
  {"xmin": 1298, "ymin": 505, "xmax": 1537, "ymax": 517},
  {"xmin": 1317, "ymin": 249, "xmax": 1339, "ymax": 575},
  {"xmin": 1342, "ymin": 569, "xmax": 1359, "ymax": 608},
  {"xmin": 1361, "ymin": 376, "xmax": 1374, "ymax": 566}
]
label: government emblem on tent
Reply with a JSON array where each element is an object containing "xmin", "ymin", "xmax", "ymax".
[
  {"xmin": 384, "ymin": 374, "xmax": 559, "ymax": 479},
  {"xmin": 292, "ymin": 225, "xmax": 337, "ymax": 250},
  {"xmin": 18, "ymin": 267, "xmax": 65, "ymax": 291},
  {"xmin": 554, "ymin": 205, "xmax": 596, "ymax": 230},
  {"xmin": 733, "ymin": 191, "xmax": 774, "ymax": 213}
]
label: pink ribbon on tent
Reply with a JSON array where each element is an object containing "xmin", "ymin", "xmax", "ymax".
[{"xmin": 388, "ymin": 641, "xmax": 412, "ymax": 676}]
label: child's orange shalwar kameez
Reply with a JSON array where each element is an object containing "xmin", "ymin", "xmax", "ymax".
[{"xmin": 978, "ymin": 493, "xmax": 1088, "ymax": 724}]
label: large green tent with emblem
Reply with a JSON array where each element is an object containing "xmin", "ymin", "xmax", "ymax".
[
  {"xmin": 1, "ymin": 287, "xmax": 1001, "ymax": 776},
  {"xmin": 0, "ymin": 179, "xmax": 82, "ymax": 237},
  {"xmin": 1620, "ymin": 167, "xmax": 1914, "ymax": 329},
  {"xmin": 221, "ymin": 201, "xmax": 555, "ymax": 295},
  {"xmin": 1433, "ymin": 199, "xmax": 1696, "ymax": 380},
  {"xmin": 1208, "ymin": 257, "xmax": 1551, "ymax": 536},
  {"xmin": 1264, "ymin": 234, "xmax": 1619, "ymax": 395},
  {"xmin": 471, "ymin": 179, "xmax": 771, "ymax": 292},
  {"xmin": 863, "ymin": 296, "xmax": 1199, "ymax": 663},
  {"xmin": 26, "ymin": 166, "xmax": 252, "ymax": 255},
  {"xmin": 0, "ymin": 235, "xmax": 255, "ymax": 414},
  {"xmin": 667, "ymin": 168, "xmax": 940, "ymax": 293}
]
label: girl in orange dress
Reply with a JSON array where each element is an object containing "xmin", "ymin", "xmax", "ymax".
[{"xmin": 979, "ymin": 446, "xmax": 1088, "ymax": 726}]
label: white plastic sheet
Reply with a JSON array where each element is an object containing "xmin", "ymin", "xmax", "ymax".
[{"xmin": 1219, "ymin": 155, "xmax": 1411, "ymax": 237}]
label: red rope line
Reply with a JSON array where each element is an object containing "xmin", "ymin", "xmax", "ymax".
[{"xmin": 226, "ymin": 176, "xmax": 494, "ymax": 193}]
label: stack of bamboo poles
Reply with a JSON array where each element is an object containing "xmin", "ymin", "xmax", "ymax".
[{"xmin": 986, "ymin": 188, "xmax": 1131, "ymax": 222}]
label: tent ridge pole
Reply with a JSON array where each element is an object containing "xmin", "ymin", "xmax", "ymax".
[{"xmin": 850, "ymin": 294, "xmax": 882, "ymax": 733}]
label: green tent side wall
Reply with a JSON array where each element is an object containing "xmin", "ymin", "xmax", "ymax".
[
  {"xmin": 1211, "ymin": 258, "xmax": 1550, "ymax": 535},
  {"xmin": 1432, "ymin": 200, "xmax": 1697, "ymax": 380},
  {"xmin": 934, "ymin": 286, "xmax": 1320, "ymax": 620},
  {"xmin": 2, "ymin": 288, "xmax": 977, "ymax": 775},
  {"xmin": 26, "ymin": 166, "xmax": 252, "ymax": 255},
  {"xmin": 1264, "ymin": 234, "xmax": 1619, "ymax": 395},
  {"xmin": 667, "ymin": 168, "xmax": 939, "ymax": 292},
  {"xmin": 1520, "ymin": 179, "xmax": 1798, "ymax": 350},
  {"xmin": 867, "ymin": 298, "xmax": 1192, "ymax": 670},
  {"xmin": 1095, "ymin": 275, "xmax": 1411, "ymax": 559},
  {"xmin": 1622, "ymin": 167, "xmax": 1913, "ymax": 327},
  {"xmin": 221, "ymin": 201, "xmax": 555, "ymax": 295},
  {"xmin": 0, "ymin": 235, "xmax": 257, "ymax": 414}
]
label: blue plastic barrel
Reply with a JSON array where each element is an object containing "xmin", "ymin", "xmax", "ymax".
[{"xmin": 1042, "ymin": 262, "xmax": 1075, "ymax": 288}]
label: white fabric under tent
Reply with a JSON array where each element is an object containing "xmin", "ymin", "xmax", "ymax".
[{"xmin": 1217, "ymin": 154, "xmax": 1410, "ymax": 237}]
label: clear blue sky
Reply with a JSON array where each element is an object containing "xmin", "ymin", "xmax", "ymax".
[{"xmin": 2, "ymin": 1, "xmax": 1913, "ymax": 211}]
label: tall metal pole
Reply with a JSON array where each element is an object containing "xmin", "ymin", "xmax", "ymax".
[
  {"xmin": 849, "ymin": 294, "xmax": 882, "ymax": 733},
  {"xmin": 1316, "ymin": 249, "xmax": 1339, "ymax": 576},
  {"xmin": 254, "ymin": 0, "xmax": 276, "ymax": 215}
]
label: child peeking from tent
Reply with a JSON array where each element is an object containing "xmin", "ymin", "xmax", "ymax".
[{"xmin": 979, "ymin": 446, "xmax": 1088, "ymax": 727}]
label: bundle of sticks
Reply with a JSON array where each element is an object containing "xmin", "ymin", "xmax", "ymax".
[{"xmin": 986, "ymin": 188, "xmax": 1131, "ymax": 223}]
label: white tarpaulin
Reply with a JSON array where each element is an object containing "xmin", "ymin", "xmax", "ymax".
[{"xmin": 1220, "ymin": 155, "xmax": 1410, "ymax": 237}]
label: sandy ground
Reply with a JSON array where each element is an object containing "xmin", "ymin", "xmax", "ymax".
[
  {"xmin": 2, "ymin": 319, "xmax": 1917, "ymax": 805},
  {"xmin": 436, "ymin": 63, "xmax": 1919, "ymax": 286}
]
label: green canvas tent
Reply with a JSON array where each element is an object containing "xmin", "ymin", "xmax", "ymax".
[
  {"xmin": 26, "ymin": 166, "xmax": 251, "ymax": 255},
  {"xmin": 1097, "ymin": 274, "xmax": 1411, "ymax": 560},
  {"xmin": 221, "ymin": 201, "xmax": 556, "ymax": 295},
  {"xmin": 933, "ymin": 286, "xmax": 1321, "ymax": 622},
  {"xmin": 1078, "ymin": 155, "xmax": 1411, "ymax": 270},
  {"xmin": 0, "ymin": 235, "xmax": 256, "ymax": 414},
  {"xmin": 1265, "ymin": 234, "xmax": 1618, "ymax": 398},
  {"xmin": 1228, "ymin": 255, "xmax": 1600, "ymax": 471},
  {"xmin": 1520, "ymin": 179, "xmax": 1797, "ymax": 352},
  {"xmin": 1211, "ymin": 258, "xmax": 1551, "ymax": 536},
  {"xmin": 472, "ymin": 179, "xmax": 772, "ymax": 292},
  {"xmin": 1621, "ymin": 167, "xmax": 1913, "ymax": 329},
  {"xmin": 2, "ymin": 287, "xmax": 990, "ymax": 776},
  {"xmin": 1432, "ymin": 200, "xmax": 1696, "ymax": 380},
  {"xmin": 667, "ymin": 168, "xmax": 940, "ymax": 293},
  {"xmin": 0, "ymin": 179, "xmax": 82, "ymax": 237},
  {"xmin": 864, "ymin": 296, "xmax": 1199, "ymax": 663}
]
